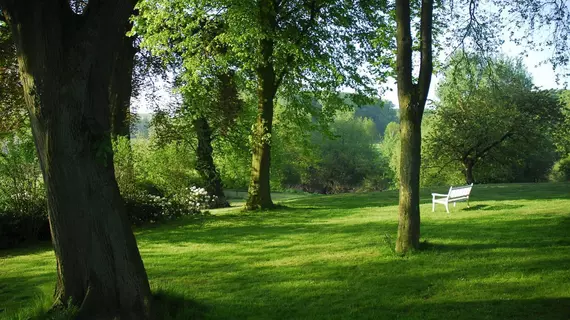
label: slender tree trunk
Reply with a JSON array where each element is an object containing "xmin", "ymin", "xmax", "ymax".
[
  {"xmin": 464, "ymin": 160, "xmax": 475, "ymax": 184},
  {"xmin": 394, "ymin": 0, "xmax": 433, "ymax": 253},
  {"xmin": 246, "ymin": 0, "xmax": 277, "ymax": 210},
  {"xmin": 194, "ymin": 116, "xmax": 230, "ymax": 208},
  {"xmin": 3, "ymin": 3, "xmax": 153, "ymax": 318},
  {"xmin": 396, "ymin": 98, "xmax": 423, "ymax": 252}
]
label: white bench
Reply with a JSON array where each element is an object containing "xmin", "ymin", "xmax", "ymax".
[{"xmin": 432, "ymin": 183, "xmax": 473, "ymax": 213}]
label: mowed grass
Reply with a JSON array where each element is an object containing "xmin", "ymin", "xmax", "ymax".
[{"xmin": 1, "ymin": 182, "xmax": 570, "ymax": 319}]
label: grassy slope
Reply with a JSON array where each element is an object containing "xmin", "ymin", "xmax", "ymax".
[{"xmin": 1, "ymin": 183, "xmax": 569, "ymax": 319}]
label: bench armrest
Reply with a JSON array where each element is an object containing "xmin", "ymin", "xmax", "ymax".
[{"xmin": 431, "ymin": 193, "xmax": 448, "ymax": 197}]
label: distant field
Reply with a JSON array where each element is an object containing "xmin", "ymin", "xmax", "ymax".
[{"xmin": 1, "ymin": 182, "xmax": 569, "ymax": 319}]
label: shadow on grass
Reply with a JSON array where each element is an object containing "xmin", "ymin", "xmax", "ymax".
[
  {"xmin": 394, "ymin": 298, "xmax": 570, "ymax": 320},
  {"xmin": 460, "ymin": 204, "xmax": 524, "ymax": 212},
  {"xmin": 286, "ymin": 191, "xmax": 399, "ymax": 209},
  {"xmin": 153, "ymin": 291, "xmax": 208, "ymax": 320},
  {"xmin": 144, "ymin": 250, "xmax": 570, "ymax": 320},
  {"xmin": 482, "ymin": 204, "xmax": 524, "ymax": 211},
  {"xmin": 419, "ymin": 239, "xmax": 570, "ymax": 252},
  {"xmin": 0, "ymin": 274, "xmax": 55, "ymax": 319},
  {"xmin": 0, "ymin": 241, "xmax": 52, "ymax": 259},
  {"xmin": 461, "ymin": 204, "xmax": 489, "ymax": 211}
]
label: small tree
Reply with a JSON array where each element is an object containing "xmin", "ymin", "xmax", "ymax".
[{"xmin": 425, "ymin": 53, "xmax": 564, "ymax": 184}]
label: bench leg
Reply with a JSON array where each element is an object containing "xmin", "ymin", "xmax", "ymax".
[
  {"xmin": 453, "ymin": 202, "xmax": 456, "ymax": 207},
  {"xmin": 432, "ymin": 201, "xmax": 435, "ymax": 212},
  {"xmin": 445, "ymin": 202, "xmax": 449, "ymax": 214},
  {"xmin": 467, "ymin": 198, "xmax": 470, "ymax": 208}
]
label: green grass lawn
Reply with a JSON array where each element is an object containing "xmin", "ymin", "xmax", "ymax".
[{"xmin": 1, "ymin": 183, "xmax": 570, "ymax": 319}]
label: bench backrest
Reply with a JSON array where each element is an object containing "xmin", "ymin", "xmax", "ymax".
[{"xmin": 448, "ymin": 183, "xmax": 473, "ymax": 199}]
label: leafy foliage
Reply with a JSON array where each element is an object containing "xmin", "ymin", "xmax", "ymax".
[
  {"xmin": 550, "ymin": 155, "xmax": 570, "ymax": 182},
  {"xmin": 134, "ymin": 0, "xmax": 388, "ymax": 99},
  {"xmin": 354, "ymin": 100, "xmax": 398, "ymax": 140},
  {"xmin": 272, "ymin": 112, "xmax": 392, "ymax": 193},
  {"xmin": 0, "ymin": 23, "xmax": 27, "ymax": 138}
]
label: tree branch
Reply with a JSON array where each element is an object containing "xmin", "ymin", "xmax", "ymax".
[
  {"xmin": 274, "ymin": 0, "xmax": 321, "ymax": 88},
  {"xmin": 418, "ymin": 0, "xmax": 434, "ymax": 104},
  {"xmin": 475, "ymin": 131, "xmax": 513, "ymax": 160},
  {"xmin": 395, "ymin": 0, "xmax": 414, "ymax": 101}
]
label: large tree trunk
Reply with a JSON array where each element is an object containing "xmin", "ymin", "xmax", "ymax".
[
  {"xmin": 394, "ymin": 0, "xmax": 433, "ymax": 254},
  {"xmin": 246, "ymin": 0, "xmax": 277, "ymax": 210},
  {"xmin": 2, "ymin": 2, "xmax": 153, "ymax": 318},
  {"xmin": 194, "ymin": 116, "xmax": 230, "ymax": 208}
]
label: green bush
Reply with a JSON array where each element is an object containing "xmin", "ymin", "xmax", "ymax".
[
  {"xmin": 550, "ymin": 156, "xmax": 570, "ymax": 182},
  {"xmin": 0, "ymin": 133, "xmax": 48, "ymax": 248},
  {"xmin": 131, "ymin": 139, "xmax": 202, "ymax": 196},
  {"xmin": 0, "ymin": 196, "xmax": 48, "ymax": 249}
]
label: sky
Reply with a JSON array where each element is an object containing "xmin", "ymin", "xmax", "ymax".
[{"xmin": 382, "ymin": 39, "xmax": 565, "ymax": 108}]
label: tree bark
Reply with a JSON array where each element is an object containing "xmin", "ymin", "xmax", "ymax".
[
  {"xmin": 194, "ymin": 116, "xmax": 230, "ymax": 208},
  {"xmin": 2, "ymin": 2, "xmax": 153, "ymax": 318},
  {"xmin": 246, "ymin": 0, "xmax": 277, "ymax": 210},
  {"xmin": 396, "ymin": 98, "xmax": 423, "ymax": 252},
  {"xmin": 395, "ymin": 0, "xmax": 433, "ymax": 254},
  {"xmin": 246, "ymin": 55, "xmax": 276, "ymax": 210}
]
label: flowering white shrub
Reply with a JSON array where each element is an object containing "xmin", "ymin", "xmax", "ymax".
[
  {"xmin": 124, "ymin": 186, "xmax": 217, "ymax": 225},
  {"xmin": 174, "ymin": 186, "xmax": 218, "ymax": 211}
]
